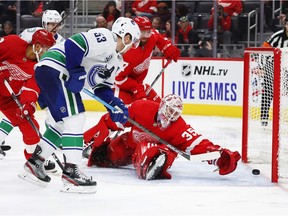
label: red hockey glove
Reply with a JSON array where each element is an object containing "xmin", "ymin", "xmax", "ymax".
[
  {"xmin": 163, "ymin": 44, "xmax": 181, "ymax": 62},
  {"xmin": 17, "ymin": 102, "xmax": 37, "ymax": 118},
  {"xmin": 133, "ymin": 84, "xmax": 147, "ymax": 100},
  {"xmin": 0, "ymin": 71, "xmax": 11, "ymax": 83},
  {"xmin": 216, "ymin": 149, "xmax": 241, "ymax": 175}
]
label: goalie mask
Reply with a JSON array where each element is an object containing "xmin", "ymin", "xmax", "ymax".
[{"xmin": 157, "ymin": 94, "xmax": 183, "ymax": 130}]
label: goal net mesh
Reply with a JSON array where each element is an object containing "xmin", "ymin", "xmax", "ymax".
[{"xmin": 243, "ymin": 47, "xmax": 288, "ymax": 182}]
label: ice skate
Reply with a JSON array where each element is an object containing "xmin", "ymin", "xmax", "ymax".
[
  {"xmin": 60, "ymin": 163, "xmax": 97, "ymax": 194},
  {"xmin": 0, "ymin": 141, "xmax": 11, "ymax": 159},
  {"xmin": 44, "ymin": 159, "xmax": 58, "ymax": 174},
  {"xmin": 145, "ymin": 153, "xmax": 167, "ymax": 180},
  {"xmin": 82, "ymin": 144, "xmax": 92, "ymax": 159},
  {"xmin": 19, "ymin": 146, "xmax": 51, "ymax": 187}
]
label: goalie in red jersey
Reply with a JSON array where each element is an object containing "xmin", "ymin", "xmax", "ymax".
[
  {"xmin": 0, "ymin": 29, "xmax": 56, "ymax": 160},
  {"xmin": 114, "ymin": 16, "xmax": 180, "ymax": 105},
  {"xmin": 83, "ymin": 94, "xmax": 241, "ymax": 180}
]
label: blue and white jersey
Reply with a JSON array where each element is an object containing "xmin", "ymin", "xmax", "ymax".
[
  {"xmin": 19, "ymin": 27, "xmax": 65, "ymax": 44},
  {"xmin": 36, "ymin": 28, "xmax": 123, "ymax": 90}
]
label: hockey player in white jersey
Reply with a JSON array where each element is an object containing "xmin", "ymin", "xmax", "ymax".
[
  {"xmin": 20, "ymin": 17, "xmax": 140, "ymax": 193},
  {"xmin": 19, "ymin": 10, "xmax": 65, "ymax": 44},
  {"xmin": 0, "ymin": 10, "xmax": 65, "ymax": 157}
]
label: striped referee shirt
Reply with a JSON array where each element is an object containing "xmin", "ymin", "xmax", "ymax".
[{"xmin": 266, "ymin": 28, "xmax": 288, "ymax": 47}]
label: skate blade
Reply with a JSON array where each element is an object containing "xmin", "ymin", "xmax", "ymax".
[
  {"xmin": 145, "ymin": 154, "xmax": 166, "ymax": 180},
  {"xmin": 18, "ymin": 171, "xmax": 48, "ymax": 188},
  {"xmin": 46, "ymin": 167, "xmax": 61, "ymax": 175},
  {"xmin": 60, "ymin": 183, "xmax": 97, "ymax": 194}
]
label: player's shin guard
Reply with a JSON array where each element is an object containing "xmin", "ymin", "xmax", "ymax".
[{"xmin": 133, "ymin": 142, "xmax": 176, "ymax": 180}]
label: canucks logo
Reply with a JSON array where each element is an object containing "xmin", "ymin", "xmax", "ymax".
[{"xmin": 87, "ymin": 64, "xmax": 115, "ymax": 87}]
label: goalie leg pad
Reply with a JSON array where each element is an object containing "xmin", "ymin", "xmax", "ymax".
[{"xmin": 133, "ymin": 142, "xmax": 177, "ymax": 180}]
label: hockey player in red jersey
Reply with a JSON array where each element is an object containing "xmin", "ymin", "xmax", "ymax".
[
  {"xmin": 83, "ymin": 94, "xmax": 241, "ymax": 180},
  {"xmin": 114, "ymin": 16, "xmax": 180, "ymax": 104},
  {"xmin": 0, "ymin": 29, "xmax": 56, "ymax": 160}
]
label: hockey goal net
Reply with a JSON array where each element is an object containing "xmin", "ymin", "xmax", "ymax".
[{"xmin": 242, "ymin": 47, "xmax": 288, "ymax": 183}]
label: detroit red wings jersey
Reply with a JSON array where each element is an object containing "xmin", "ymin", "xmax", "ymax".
[
  {"xmin": 103, "ymin": 100, "xmax": 205, "ymax": 154},
  {"xmin": 115, "ymin": 29, "xmax": 172, "ymax": 92},
  {"xmin": 0, "ymin": 35, "xmax": 39, "ymax": 100}
]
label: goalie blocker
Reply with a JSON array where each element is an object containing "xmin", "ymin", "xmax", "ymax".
[{"xmin": 83, "ymin": 95, "xmax": 241, "ymax": 180}]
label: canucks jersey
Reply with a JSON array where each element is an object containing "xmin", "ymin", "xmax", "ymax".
[
  {"xmin": 36, "ymin": 28, "xmax": 123, "ymax": 90},
  {"xmin": 19, "ymin": 27, "xmax": 65, "ymax": 44}
]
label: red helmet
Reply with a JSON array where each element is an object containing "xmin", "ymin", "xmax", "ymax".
[
  {"xmin": 134, "ymin": 16, "xmax": 152, "ymax": 31},
  {"xmin": 31, "ymin": 29, "xmax": 56, "ymax": 47}
]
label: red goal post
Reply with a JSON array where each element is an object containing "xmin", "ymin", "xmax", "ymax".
[{"xmin": 242, "ymin": 47, "xmax": 288, "ymax": 183}]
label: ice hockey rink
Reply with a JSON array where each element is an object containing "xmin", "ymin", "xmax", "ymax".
[{"xmin": 1, "ymin": 110, "xmax": 288, "ymax": 216}]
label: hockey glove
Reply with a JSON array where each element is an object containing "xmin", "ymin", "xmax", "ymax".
[
  {"xmin": 133, "ymin": 84, "xmax": 147, "ymax": 100},
  {"xmin": 163, "ymin": 44, "xmax": 181, "ymax": 62},
  {"xmin": 215, "ymin": 149, "xmax": 241, "ymax": 175},
  {"xmin": 0, "ymin": 71, "xmax": 11, "ymax": 83},
  {"xmin": 65, "ymin": 66, "xmax": 86, "ymax": 93},
  {"xmin": 17, "ymin": 102, "xmax": 37, "ymax": 119},
  {"xmin": 107, "ymin": 97, "xmax": 129, "ymax": 124}
]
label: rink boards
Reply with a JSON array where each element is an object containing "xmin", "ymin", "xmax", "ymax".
[{"xmin": 82, "ymin": 57, "xmax": 244, "ymax": 118}]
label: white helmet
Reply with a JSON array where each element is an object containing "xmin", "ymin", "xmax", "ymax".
[
  {"xmin": 42, "ymin": 10, "xmax": 62, "ymax": 29},
  {"xmin": 157, "ymin": 94, "xmax": 183, "ymax": 130},
  {"xmin": 112, "ymin": 17, "xmax": 140, "ymax": 54}
]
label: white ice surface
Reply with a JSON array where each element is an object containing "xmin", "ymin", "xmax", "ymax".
[{"xmin": 1, "ymin": 111, "xmax": 288, "ymax": 216}]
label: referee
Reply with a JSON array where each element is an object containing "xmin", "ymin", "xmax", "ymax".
[{"xmin": 261, "ymin": 15, "xmax": 288, "ymax": 126}]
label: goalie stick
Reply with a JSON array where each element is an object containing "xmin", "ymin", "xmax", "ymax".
[
  {"xmin": 146, "ymin": 59, "xmax": 171, "ymax": 96},
  {"xmin": 3, "ymin": 80, "xmax": 64, "ymax": 171},
  {"xmin": 82, "ymin": 88, "xmax": 220, "ymax": 162}
]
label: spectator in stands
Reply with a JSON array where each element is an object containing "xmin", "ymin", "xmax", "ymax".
[
  {"xmin": 95, "ymin": 15, "xmax": 108, "ymax": 28},
  {"xmin": 43, "ymin": 1, "xmax": 69, "ymax": 14},
  {"xmin": 132, "ymin": 0, "xmax": 157, "ymax": 18},
  {"xmin": 208, "ymin": 5, "xmax": 232, "ymax": 45},
  {"xmin": 102, "ymin": 1, "xmax": 121, "ymax": 30},
  {"xmin": 0, "ymin": 20, "xmax": 15, "ymax": 36},
  {"xmin": 176, "ymin": 15, "xmax": 199, "ymax": 57},
  {"xmin": 162, "ymin": 19, "xmax": 172, "ymax": 41},
  {"xmin": 194, "ymin": 37, "xmax": 213, "ymax": 58},
  {"xmin": 0, "ymin": 1, "xmax": 17, "ymax": 25},
  {"xmin": 269, "ymin": 13, "xmax": 288, "ymax": 32},
  {"xmin": 151, "ymin": 16, "xmax": 162, "ymax": 33},
  {"xmin": 124, "ymin": 10, "xmax": 133, "ymax": 18},
  {"xmin": 212, "ymin": 0, "xmax": 243, "ymax": 17},
  {"xmin": 155, "ymin": 2, "xmax": 171, "ymax": 32}
]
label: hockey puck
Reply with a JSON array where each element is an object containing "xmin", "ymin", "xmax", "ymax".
[{"xmin": 252, "ymin": 169, "xmax": 260, "ymax": 175}]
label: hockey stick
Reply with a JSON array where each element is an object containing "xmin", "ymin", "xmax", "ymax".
[
  {"xmin": 82, "ymin": 88, "xmax": 220, "ymax": 162},
  {"xmin": 50, "ymin": 0, "xmax": 83, "ymax": 32},
  {"xmin": 146, "ymin": 59, "xmax": 171, "ymax": 95},
  {"xmin": 3, "ymin": 80, "xmax": 64, "ymax": 170}
]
